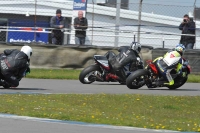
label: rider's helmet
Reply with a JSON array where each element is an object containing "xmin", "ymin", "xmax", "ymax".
[
  {"xmin": 21, "ymin": 46, "xmax": 33, "ymax": 59},
  {"xmin": 130, "ymin": 42, "xmax": 141, "ymax": 54},
  {"xmin": 175, "ymin": 44, "xmax": 185, "ymax": 56}
]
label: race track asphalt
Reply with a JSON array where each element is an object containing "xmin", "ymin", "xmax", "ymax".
[
  {"xmin": 0, "ymin": 79, "xmax": 199, "ymax": 133},
  {"xmin": 0, "ymin": 79, "xmax": 199, "ymax": 96}
]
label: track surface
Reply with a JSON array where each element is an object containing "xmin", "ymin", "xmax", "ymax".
[
  {"xmin": 0, "ymin": 79, "xmax": 199, "ymax": 133},
  {"xmin": 0, "ymin": 79, "xmax": 199, "ymax": 96}
]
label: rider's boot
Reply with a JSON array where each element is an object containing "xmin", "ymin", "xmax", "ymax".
[{"xmin": 155, "ymin": 80, "xmax": 174, "ymax": 86}]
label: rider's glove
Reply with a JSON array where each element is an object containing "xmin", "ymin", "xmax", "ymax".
[
  {"xmin": 24, "ymin": 67, "xmax": 31, "ymax": 77},
  {"xmin": 177, "ymin": 69, "xmax": 186, "ymax": 77},
  {"xmin": 26, "ymin": 67, "xmax": 30, "ymax": 74},
  {"xmin": 22, "ymin": 67, "xmax": 30, "ymax": 77},
  {"xmin": 139, "ymin": 61, "xmax": 144, "ymax": 67},
  {"xmin": 177, "ymin": 69, "xmax": 183, "ymax": 76}
]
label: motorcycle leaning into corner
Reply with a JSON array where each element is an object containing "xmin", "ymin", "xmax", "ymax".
[
  {"xmin": 0, "ymin": 71, "xmax": 27, "ymax": 89},
  {"xmin": 0, "ymin": 46, "xmax": 32, "ymax": 89},
  {"xmin": 79, "ymin": 42, "xmax": 144, "ymax": 84},
  {"xmin": 126, "ymin": 48, "xmax": 191, "ymax": 90}
]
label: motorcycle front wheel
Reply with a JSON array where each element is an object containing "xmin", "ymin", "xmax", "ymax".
[
  {"xmin": 79, "ymin": 65, "xmax": 102, "ymax": 84},
  {"xmin": 126, "ymin": 69, "xmax": 148, "ymax": 89}
]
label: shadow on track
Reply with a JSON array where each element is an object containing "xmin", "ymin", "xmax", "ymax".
[
  {"xmin": 92, "ymin": 83, "xmax": 123, "ymax": 85},
  {"xmin": 147, "ymin": 88, "xmax": 200, "ymax": 91},
  {"xmin": 0, "ymin": 88, "xmax": 46, "ymax": 90}
]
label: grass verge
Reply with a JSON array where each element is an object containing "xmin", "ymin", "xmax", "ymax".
[
  {"xmin": 0, "ymin": 94, "xmax": 200, "ymax": 132},
  {"xmin": 26, "ymin": 69, "xmax": 81, "ymax": 79},
  {"xmin": 187, "ymin": 74, "xmax": 200, "ymax": 83},
  {"xmin": 26, "ymin": 69, "xmax": 200, "ymax": 83}
]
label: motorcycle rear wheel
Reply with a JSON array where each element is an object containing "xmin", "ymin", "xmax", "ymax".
[
  {"xmin": 168, "ymin": 76, "xmax": 188, "ymax": 90},
  {"xmin": 3, "ymin": 84, "xmax": 10, "ymax": 89}
]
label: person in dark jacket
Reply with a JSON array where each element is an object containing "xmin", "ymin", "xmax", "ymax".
[
  {"xmin": 50, "ymin": 9, "xmax": 65, "ymax": 45},
  {"xmin": 179, "ymin": 14, "xmax": 196, "ymax": 49},
  {"xmin": 0, "ymin": 46, "xmax": 32, "ymax": 88},
  {"xmin": 74, "ymin": 11, "xmax": 88, "ymax": 45}
]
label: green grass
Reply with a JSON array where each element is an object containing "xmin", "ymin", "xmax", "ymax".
[
  {"xmin": 187, "ymin": 74, "xmax": 200, "ymax": 83},
  {"xmin": 26, "ymin": 68, "xmax": 200, "ymax": 83},
  {"xmin": 0, "ymin": 94, "xmax": 200, "ymax": 132},
  {"xmin": 26, "ymin": 69, "xmax": 81, "ymax": 79}
]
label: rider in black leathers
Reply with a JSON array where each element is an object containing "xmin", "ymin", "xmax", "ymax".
[
  {"xmin": 105, "ymin": 42, "xmax": 143, "ymax": 82},
  {"xmin": 0, "ymin": 46, "xmax": 32, "ymax": 87}
]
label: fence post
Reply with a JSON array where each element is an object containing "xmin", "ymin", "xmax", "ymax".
[
  {"xmin": 162, "ymin": 37, "xmax": 165, "ymax": 48},
  {"xmin": 133, "ymin": 32, "xmax": 136, "ymax": 42},
  {"xmin": 34, "ymin": 0, "xmax": 37, "ymax": 42},
  {"xmin": 114, "ymin": 0, "xmax": 121, "ymax": 47},
  {"xmin": 193, "ymin": 0, "xmax": 197, "ymax": 49},
  {"xmin": 137, "ymin": 0, "xmax": 143, "ymax": 43}
]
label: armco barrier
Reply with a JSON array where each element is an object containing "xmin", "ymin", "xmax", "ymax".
[
  {"xmin": 152, "ymin": 48, "xmax": 200, "ymax": 74},
  {"xmin": 0, "ymin": 44, "xmax": 153, "ymax": 69}
]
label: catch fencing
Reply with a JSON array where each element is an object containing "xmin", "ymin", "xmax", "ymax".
[{"xmin": 0, "ymin": 0, "xmax": 199, "ymax": 48}]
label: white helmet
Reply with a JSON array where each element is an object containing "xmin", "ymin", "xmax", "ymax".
[
  {"xmin": 21, "ymin": 46, "xmax": 32, "ymax": 59},
  {"xmin": 130, "ymin": 42, "xmax": 141, "ymax": 54}
]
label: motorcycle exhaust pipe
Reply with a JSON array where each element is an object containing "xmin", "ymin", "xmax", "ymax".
[{"xmin": 94, "ymin": 71, "xmax": 104, "ymax": 81}]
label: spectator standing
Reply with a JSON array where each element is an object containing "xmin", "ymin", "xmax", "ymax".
[
  {"xmin": 50, "ymin": 9, "xmax": 65, "ymax": 45},
  {"xmin": 74, "ymin": 11, "xmax": 88, "ymax": 45},
  {"xmin": 179, "ymin": 14, "xmax": 196, "ymax": 49}
]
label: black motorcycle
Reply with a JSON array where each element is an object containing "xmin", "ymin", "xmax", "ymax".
[{"xmin": 79, "ymin": 46, "xmax": 143, "ymax": 84}]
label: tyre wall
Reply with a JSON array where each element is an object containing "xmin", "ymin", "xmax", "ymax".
[{"xmin": 0, "ymin": 44, "xmax": 153, "ymax": 69}]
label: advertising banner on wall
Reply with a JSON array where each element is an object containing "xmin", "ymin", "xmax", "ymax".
[
  {"xmin": 73, "ymin": 0, "xmax": 88, "ymax": 17},
  {"xmin": 7, "ymin": 28, "xmax": 48, "ymax": 44},
  {"xmin": 7, "ymin": 20, "xmax": 49, "ymax": 44}
]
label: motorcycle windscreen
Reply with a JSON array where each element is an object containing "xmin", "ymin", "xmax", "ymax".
[{"xmin": 94, "ymin": 55, "xmax": 109, "ymax": 67}]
